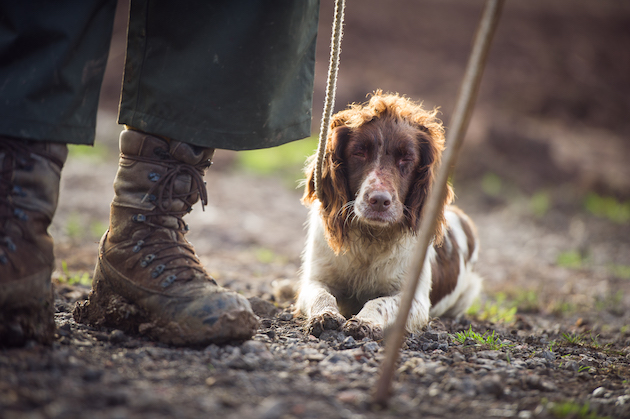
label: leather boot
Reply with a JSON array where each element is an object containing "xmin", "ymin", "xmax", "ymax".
[
  {"xmin": 0, "ymin": 137, "xmax": 68, "ymax": 346},
  {"xmin": 74, "ymin": 129, "xmax": 258, "ymax": 346}
]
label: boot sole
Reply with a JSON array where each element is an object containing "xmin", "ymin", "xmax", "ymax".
[
  {"xmin": 0, "ymin": 270, "xmax": 55, "ymax": 347},
  {"xmin": 73, "ymin": 256, "xmax": 259, "ymax": 347}
]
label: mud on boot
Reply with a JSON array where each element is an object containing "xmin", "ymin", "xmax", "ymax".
[
  {"xmin": 0, "ymin": 137, "xmax": 68, "ymax": 347},
  {"xmin": 73, "ymin": 129, "xmax": 259, "ymax": 346}
]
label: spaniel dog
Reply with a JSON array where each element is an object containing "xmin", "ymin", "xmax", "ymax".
[{"xmin": 296, "ymin": 91, "xmax": 481, "ymax": 340}]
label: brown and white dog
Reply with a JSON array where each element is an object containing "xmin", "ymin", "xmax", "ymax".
[{"xmin": 296, "ymin": 92, "xmax": 481, "ymax": 340}]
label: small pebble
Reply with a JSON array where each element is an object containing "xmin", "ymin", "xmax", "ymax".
[
  {"xmin": 257, "ymin": 397, "xmax": 286, "ymax": 419},
  {"xmin": 592, "ymin": 386, "xmax": 606, "ymax": 397},
  {"xmin": 241, "ymin": 340, "xmax": 269, "ymax": 355},
  {"xmin": 277, "ymin": 311, "xmax": 293, "ymax": 321},
  {"xmin": 452, "ymin": 352, "xmax": 465, "ymax": 363},
  {"xmin": 341, "ymin": 335, "xmax": 357, "ymax": 349},
  {"xmin": 564, "ymin": 361, "xmax": 579, "ymax": 371},
  {"xmin": 479, "ymin": 375, "xmax": 504, "ymax": 398},
  {"xmin": 363, "ymin": 341, "xmax": 380, "ymax": 354},
  {"xmin": 82, "ymin": 368, "xmax": 103, "ymax": 382},
  {"xmin": 337, "ymin": 390, "xmax": 362, "ymax": 404}
]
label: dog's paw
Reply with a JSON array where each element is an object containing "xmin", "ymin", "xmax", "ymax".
[
  {"xmin": 307, "ymin": 311, "xmax": 346, "ymax": 337},
  {"xmin": 342, "ymin": 317, "xmax": 384, "ymax": 341}
]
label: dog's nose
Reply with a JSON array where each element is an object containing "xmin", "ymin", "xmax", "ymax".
[{"xmin": 368, "ymin": 191, "xmax": 392, "ymax": 212}]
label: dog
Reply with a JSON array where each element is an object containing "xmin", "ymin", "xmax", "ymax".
[{"xmin": 296, "ymin": 91, "xmax": 481, "ymax": 340}]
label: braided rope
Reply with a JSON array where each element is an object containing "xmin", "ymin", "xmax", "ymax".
[{"xmin": 314, "ymin": 0, "xmax": 346, "ymax": 202}]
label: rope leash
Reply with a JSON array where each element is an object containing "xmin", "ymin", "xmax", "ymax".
[{"xmin": 314, "ymin": 0, "xmax": 346, "ymax": 202}]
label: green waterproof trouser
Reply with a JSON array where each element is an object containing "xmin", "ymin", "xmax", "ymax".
[{"xmin": 0, "ymin": 0, "xmax": 320, "ymax": 150}]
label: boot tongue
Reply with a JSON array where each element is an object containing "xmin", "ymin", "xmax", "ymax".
[
  {"xmin": 113, "ymin": 130, "xmax": 210, "ymax": 229},
  {"xmin": 119, "ymin": 131, "xmax": 171, "ymax": 161},
  {"xmin": 153, "ymin": 214, "xmax": 182, "ymax": 230},
  {"xmin": 119, "ymin": 129, "xmax": 214, "ymax": 166},
  {"xmin": 169, "ymin": 141, "xmax": 214, "ymax": 165}
]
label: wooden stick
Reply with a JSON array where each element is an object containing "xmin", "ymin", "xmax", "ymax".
[{"xmin": 372, "ymin": 0, "xmax": 505, "ymax": 406}]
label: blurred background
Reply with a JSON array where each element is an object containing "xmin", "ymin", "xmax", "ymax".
[
  {"xmin": 55, "ymin": 0, "xmax": 630, "ymax": 327},
  {"xmin": 95, "ymin": 0, "xmax": 630, "ymax": 201}
]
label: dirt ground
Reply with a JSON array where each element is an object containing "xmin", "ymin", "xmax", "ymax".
[{"xmin": 2, "ymin": 1, "xmax": 630, "ymax": 418}]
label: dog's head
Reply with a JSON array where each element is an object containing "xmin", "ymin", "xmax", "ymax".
[{"xmin": 303, "ymin": 91, "xmax": 453, "ymax": 253}]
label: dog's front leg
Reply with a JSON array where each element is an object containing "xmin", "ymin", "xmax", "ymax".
[
  {"xmin": 296, "ymin": 281, "xmax": 347, "ymax": 337},
  {"xmin": 343, "ymin": 294, "xmax": 431, "ymax": 340}
]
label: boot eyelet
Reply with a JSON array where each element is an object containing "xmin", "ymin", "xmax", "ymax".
[
  {"xmin": 132, "ymin": 240, "xmax": 145, "ymax": 253},
  {"xmin": 13, "ymin": 208, "xmax": 28, "ymax": 221},
  {"xmin": 132, "ymin": 214, "xmax": 146, "ymax": 222},
  {"xmin": 17, "ymin": 158, "xmax": 34, "ymax": 171},
  {"xmin": 148, "ymin": 172, "xmax": 161, "ymax": 182},
  {"xmin": 11, "ymin": 185, "xmax": 26, "ymax": 197},
  {"xmin": 140, "ymin": 254, "xmax": 155, "ymax": 267},
  {"xmin": 160, "ymin": 275, "xmax": 177, "ymax": 288},
  {"xmin": 151, "ymin": 264, "xmax": 166, "ymax": 278},
  {"xmin": 2, "ymin": 237, "xmax": 16, "ymax": 252}
]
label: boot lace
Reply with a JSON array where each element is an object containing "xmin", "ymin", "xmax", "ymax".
[{"xmin": 121, "ymin": 151, "xmax": 213, "ymax": 286}]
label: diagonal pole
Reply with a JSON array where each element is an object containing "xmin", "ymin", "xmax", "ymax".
[{"xmin": 372, "ymin": 0, "xmax": 505, "ymax": 407}]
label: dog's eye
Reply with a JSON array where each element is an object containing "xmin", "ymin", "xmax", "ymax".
[
  {"xmin": 351, "ymin": 146, "xmax": 368, "ymax": 159},
  {"xmin": 398, "ymin": 155, "xmax": 414, "ymax": 165},
  {"xmin": 397, "ymin": 154, "xmax": 416, "ymax": 173}
]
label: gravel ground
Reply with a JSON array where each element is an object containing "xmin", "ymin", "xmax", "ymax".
[
  {"xmin": 3, "ymin": 1, "xmax": 630, "ymax": 417},
  {"xmin": 2, "ymin": 146, "xmax": 630, "ymax": 419},
  {"xmin": 6, "ymin": 301, "xmax": 629, "ymax": 419}
]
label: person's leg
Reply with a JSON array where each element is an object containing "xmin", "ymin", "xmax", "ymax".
[
  {"xmin": 75, "ymin": 0, "xmax": 320, "ymax": 346},
  {"xmin": 0, "ymin": 0, "xmax": 116, "ymax": 346},
  {"xmin": 118, "ymin": 0, "xmax": 320, "ymax": 150},
  {"xmin": 0, "ymin": 0, "xmax": 117, "ymax": 145},
  {"xmin": 0, "ymin": 139, "xmax": 68, "ymax": 346}
]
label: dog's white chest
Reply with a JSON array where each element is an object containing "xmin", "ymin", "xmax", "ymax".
[{"xmin": 303, "ymin": 207, "xmax": 416, "ymax": 300}]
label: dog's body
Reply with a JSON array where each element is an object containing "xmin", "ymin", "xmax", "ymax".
[{"xmin": 296, "ymin": 92, "xmax": 482, "ymax": 339}]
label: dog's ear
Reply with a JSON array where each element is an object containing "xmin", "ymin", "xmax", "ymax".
[
  {"xmin": 302, "ymin": 126, "xmax": 352, "ymax": 253},
  {"xmin": 303, "ymin": 125, "xmax": 352, "ymax": 206},
  {"xmin": 404, "ymin": 130, "xmax": 454, "ymax": 245}
]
